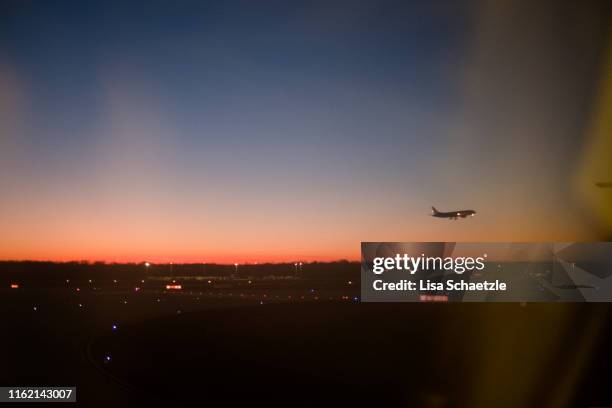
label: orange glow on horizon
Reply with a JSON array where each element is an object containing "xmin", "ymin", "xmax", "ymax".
[{"xmin": 0, "ymin": 253, "xmax": 359, "ymax": 264}]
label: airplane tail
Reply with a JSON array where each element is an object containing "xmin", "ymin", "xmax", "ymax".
[{"xmin": 431, "ymin": 206, "xmax": 439, "ymax": 215}]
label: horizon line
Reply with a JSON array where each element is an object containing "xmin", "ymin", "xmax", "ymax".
[{"xmin": 0, "ymin": 259, "xmax": 360, "ymax": 265}]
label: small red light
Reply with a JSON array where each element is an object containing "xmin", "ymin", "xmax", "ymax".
[
  {"xmin": 419, "ymin": 295, "xmax": 449, "ymax": 302},
  {"xmin": 10, "ymin": 283, "xmax": 19, "ymax": 289}
]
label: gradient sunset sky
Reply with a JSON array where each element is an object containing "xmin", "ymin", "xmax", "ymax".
[{"xmin": 1, "ymin": 0, "xmax": 610, "ymax": 262}]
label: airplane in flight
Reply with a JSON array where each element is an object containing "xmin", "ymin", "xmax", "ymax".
[{"xmin": 431, "ymin": 206, "xmax": 476, "ymax": 220}]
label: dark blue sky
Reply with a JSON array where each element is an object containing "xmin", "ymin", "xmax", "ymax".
[{"xmin": 1, "ymin": 0, "xmax": 469, "ymax": 149}]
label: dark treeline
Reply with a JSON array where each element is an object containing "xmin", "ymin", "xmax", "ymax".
[{"xmin": 0, "ymin": 261, "xmax": 359, "ymax": 282}]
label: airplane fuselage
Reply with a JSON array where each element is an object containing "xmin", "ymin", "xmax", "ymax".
[{"xmin": 431, "ymin": 207, "xmax": 476, "ymax": 220}]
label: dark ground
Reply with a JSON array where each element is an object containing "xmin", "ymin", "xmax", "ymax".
[{"xmin": 2, "ymin": 278, "xmax": 612, "ymax": 407}]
